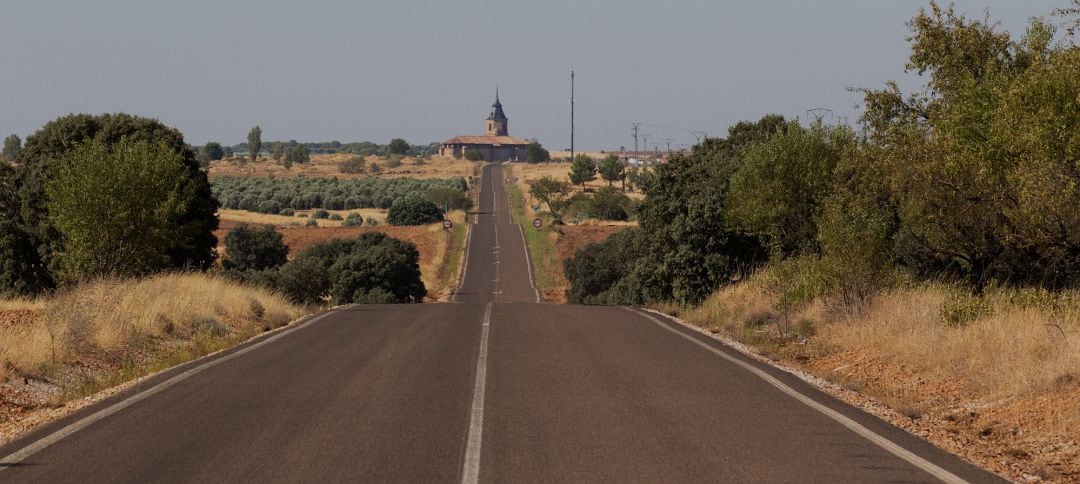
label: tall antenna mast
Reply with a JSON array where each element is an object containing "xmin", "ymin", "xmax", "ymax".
[
  {"xmin": 570, "ymin": 69, "xmax": 575, "ymax": 162},
  {"xmin": 631, "ymin": 122, "xmax": 641, "ymax": 152}
]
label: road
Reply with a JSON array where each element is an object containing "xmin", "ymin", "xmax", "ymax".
[{"xmin": 0, "ymin": 163, "xmax": 1003, "ymax": 483}]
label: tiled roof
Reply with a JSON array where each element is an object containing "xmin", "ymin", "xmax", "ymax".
[{"xmin": 442, "ymin": 135, "xmax": 530, "ymax": 146}]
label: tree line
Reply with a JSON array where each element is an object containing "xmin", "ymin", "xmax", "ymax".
[{"xmin": 566, "ymin": 2, "xmax": 1080, "ymax": 307}]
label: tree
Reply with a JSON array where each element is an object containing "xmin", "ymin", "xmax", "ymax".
[
  {"xmin": 463, "ymin": 146, "xmax": 484, "ymax": 161},
  {"xmin": 597, "ymin": 154, "xmax": 625, "ymax": 188},
  {"xmin": 282, "ymin": 232, "xmax": 425, "ymax": 304},
  {"xmin": 525, "ymin": 141, "xmax": 550, "ymax": 163},
  {"xmin": 388, "ymin": 138, "xmax": 410, "ymax": 156},
  {"xmin": 584, "ymin": 187, "xmax": 633, "ymax": 221},
  {"xmin": 15, "ymin": 113, "xmax": 219, "ymax": 289},
  {"xmin": 426, "ymin": 187, "xmax": 471, "ymax": 212},
  {"xmin": 284, "ymin": 141, "xmax": 309, "ymax": 167},
  {"xmin": 222, "ymin": 224, "xmax": 289, "ymax": 271},
  {"xmin": 46, "ymin": 139, "xmax": 195, "ymax": 281},
  {"xmin": 387, "ymin": 198, "xmax": 444, "ymax": 226},
  {"xmin": 2, "ymin": 135, "xmax": 21, "ymax": 162},
  {"xmin": 247, "ymin": 126, "xmax": 262, "ymax": 163},
  {"xmin": 529, "ymin": 176, "xmax": 572, "ymax": 221},
  {"xmin": 199, "ymin": 142, "xmax": 224, "ymax": 164},
  {"xmin": 726, "ymin": 121, "xmax": 854, "ymax": 257},
  {"xmin": 0, "ymin": 161, "xmax": 50, "ymax": 295},
  {"xmin": 568, "ymin": 154, "xmax": 596, "ymax": 189},
  {"xmin": 271, "ymin": 141, "xmax": 285, "ymax": 162}
]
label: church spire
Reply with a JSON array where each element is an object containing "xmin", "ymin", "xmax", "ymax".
[{"xmin": 486, "ymin": 87, "xmax": 509, "ymax": 135}]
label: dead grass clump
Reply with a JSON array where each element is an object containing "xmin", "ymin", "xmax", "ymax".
[
  {"xmin": 1, "ymin": 273, "xmax": 305, "ymax": 375},
  {"xmin": 0, "ymin": 297, "xmax": 46, "ymax": 312}
]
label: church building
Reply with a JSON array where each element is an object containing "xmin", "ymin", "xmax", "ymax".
[{"xmin": 440, "ymin": 90, "xmax": 530, "ymax": 162}]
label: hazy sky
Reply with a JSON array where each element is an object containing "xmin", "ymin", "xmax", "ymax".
[{"xmin": 0, "ymin": 1, "xmax": 1068, "ymax": 150}]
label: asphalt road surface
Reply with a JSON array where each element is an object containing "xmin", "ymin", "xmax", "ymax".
[{"xmin": 0, "ymin": 163, "xmax": 1004, "ymax": 483}]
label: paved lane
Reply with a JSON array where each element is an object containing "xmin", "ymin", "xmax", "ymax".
[{"xmin": 0, "ymin": 162, "xmax": 1004, "ymax": 483}]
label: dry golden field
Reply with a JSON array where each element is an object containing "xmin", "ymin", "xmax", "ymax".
[
  {"xmin": 208, "ymin": 154, "xmax": 476, "ymax": 180},
  {"xmin": 218, "ymin": 208, "xmax": 388, "ymax": 228},
  {"xmin": 679, "ymin": 279, "xmax": 1080, "ymax": 481},
  {"xmin": 0, "ymin": 273, "xmax": 307, "ymax": 443}
]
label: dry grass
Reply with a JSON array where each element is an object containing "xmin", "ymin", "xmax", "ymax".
[
  {"xmin": 208, "ymin": 154, "xmax": 476, "ymax": 180},
  {"xmin": 0, "ymin": 297, "xmax": 46, "ymax": 312},
  {"xmin": 0, "ymin": 273, "xmax": 305, "ymax": 380},
  {"xmin": 683, "ymin": 275, "xmax": 1080, "ymax": 480},
  {"xmin": 824, "ymin": 288, "xmax": 1080, "ymax": 397},
  {"xmin": 687, "ymin": 277, "xmax": 1080, "ymax": 397},
  {"xmin": 218, "ymin": 208, "xmax": 388, "ymax": 228}
]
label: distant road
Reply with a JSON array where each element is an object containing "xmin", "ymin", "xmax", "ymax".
[{"xmin": 0, "ymin": 164, "xmax": 1003, "ymax": 483}]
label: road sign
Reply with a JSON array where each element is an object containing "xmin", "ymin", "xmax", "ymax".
[
  {"xmin": 443, "ymin": 220, "xmax": 453, "ymax": 230},
  {"xmin": 532, "ymin": 218, "xmax": 542, "ymax": 229}
]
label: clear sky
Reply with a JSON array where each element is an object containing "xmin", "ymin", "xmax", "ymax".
[{"xmin": 0, "ymin": 1, "xmax": 1067, "ymax": 150}]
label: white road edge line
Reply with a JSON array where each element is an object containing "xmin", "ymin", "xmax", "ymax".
[
  {"xmin": 518, "ymin": 225, "xmax": 541, "ymax": 303},
  {"xmin": 461, "ymin": 302, "xmax": 493, "ymax": 484},
  {"xmin": 624, "ymin": 307, "xmax": 969, "ymax": 484},
  {"xmin": 452, "ymin": 224, "xmax": 474, "ymax": 303},
  {"xmin": 0, "ymin": 310, "xmax": 337, "ymax": 471}
]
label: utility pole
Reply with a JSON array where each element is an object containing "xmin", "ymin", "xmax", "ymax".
[
  {"xmin": 691, "ymin": 131, "xmax": 706, "ymax": 144},
  {"xmin": 640, "ymin": 134, "xmax": 650, "ymax": 157},
  {"xmin": 663, "ymin": 138, "xmax": 674, "ymax": 153},
  {"xmin": 570, "ymin": 69, "xmax": 575, "ymax": 163},
  {"xmin": 631, "ymin": 122, "xmax": 641, "ymax": 153}
]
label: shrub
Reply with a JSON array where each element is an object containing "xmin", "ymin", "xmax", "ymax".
[
  {"xmin": 342, "ymin": 212, "xmax": 363, "ymax": 227},
  {"xmin": 305, "ymin": 217, "xmax": 318, "ymax": 227},
  {"xmin": 385, "ymin": 156, "xmax": 403, "ymax": 168},
  {"xmin": 279, "ymin": 208, "xmax": 295, "ymax": 216},
  {"xmin": 365, "ymin": 217, "xmax": 379, "ymax": 227},
  {"xmin": 329, "ymin": 214, "xmax": 343, "ymax": 221},
  {"xmin": 275, "ymin": 256, "xmax": 332, "ymax": 305},
  {"xmin": 387, "ymin": 198, "xmax": 443, "ymax": 226},
  {"xmin": 583, "ymin": 187, "xmax": 631, "ymax": 221},
  {"xmin": 222, "ymin": 224, "xmax": 289, "ymax": 272},
  {"xmin": 313, "ymin": 209, "xmax": 330, "ymax": 219},
  {"xmin": 338, "ymin": 157, "xmax": 365, "ymax": 174}
]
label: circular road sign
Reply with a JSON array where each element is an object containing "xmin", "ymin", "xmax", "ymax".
[
  {"xmin": 443, "ymin": 220, "xmax": 454, "ymax": 230},
  {"xmin": 532, "ymin": 218, "xmax": 543, "ymax": 229}
]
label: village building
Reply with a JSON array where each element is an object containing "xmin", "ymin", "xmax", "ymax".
[{"xmin": 440, "ymin": 90, "xmax": 530, "ymax": 162}]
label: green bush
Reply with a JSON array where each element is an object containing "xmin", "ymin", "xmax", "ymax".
[
  {"xmin": 342, "ymin": 212, "xmax": 362, "ymax": 227},
  {"xmin": 222, "ymin": 224, "xmax": 289, "ymax": 272},
  {"xmin": 387, "ymin": 198, "xmax": 443, "ymax": 226},
  {"xmin": 365, "ymin": 217, "xmax": 379, "ymax": 227},
  {"xmin": 313, "ymin": 209, "xmax": 330, "ymax": 219},
  {"xmin": 385, "ymin": 156, "xmax": 403, "ymax": 168}
]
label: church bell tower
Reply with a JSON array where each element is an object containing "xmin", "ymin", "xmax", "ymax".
[{"xmin": 486, "ymin": 88, "xmax": 508, "ymax": 136}]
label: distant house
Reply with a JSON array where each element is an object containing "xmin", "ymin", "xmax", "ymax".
[{"xmin": 440, "ymin": 90, "xmax": 530, "ymax": 162}]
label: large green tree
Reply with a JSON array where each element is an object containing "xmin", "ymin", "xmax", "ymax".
[
  {"xmin": 12, "ymin": 113, "xmax": 219, "ymax": 289},
  {"xmin": 726, "ymin": 121, "xmax": 854, "ymax": 257},
  {"xmin": 46, "ymin": 139, "xmax": 193, "ymax": 281},
  {"xmin": 247, "ymin": 126, "xmax": 262, "ymax": 163}
]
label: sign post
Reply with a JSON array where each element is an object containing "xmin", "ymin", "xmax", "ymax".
[
  {"xmin": 532, "ymin": 218, "xmax": 542, "ymax": 230},
  {"xmin": 443, "ymin": 220, "xmax": 454, "ymax": 231}
]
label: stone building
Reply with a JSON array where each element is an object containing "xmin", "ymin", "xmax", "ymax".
[{"xmin": 440, "ymin": 90, "xmax": 530, "ymax": 162}]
